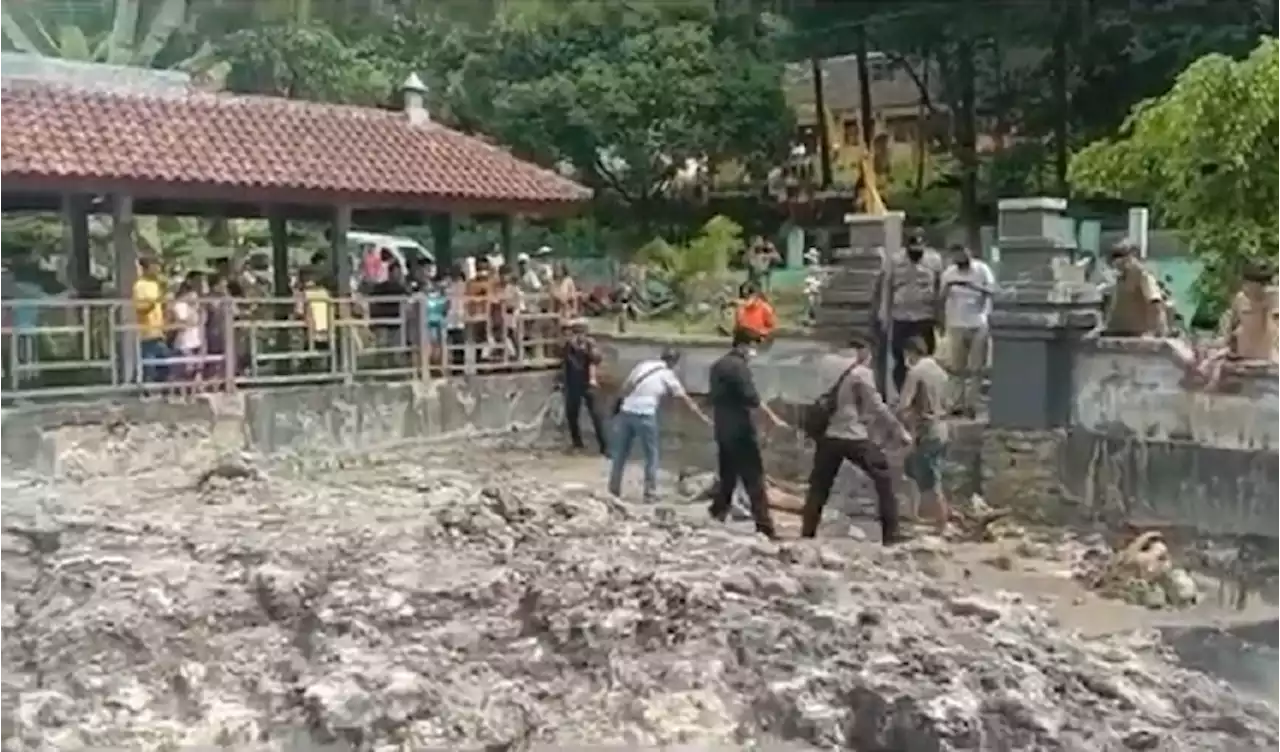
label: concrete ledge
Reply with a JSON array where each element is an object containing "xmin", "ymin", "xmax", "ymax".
[
  {"xmin": 1, "ymin": 373, "xmax": 558, "ymax": 476},
  {"xmin": 1074, "ymin": 341, "xmax": 1278, "ymax": 451}
]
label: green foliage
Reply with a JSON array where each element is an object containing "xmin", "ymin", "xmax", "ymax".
[
  {"xmin": 387, "ymin": 0, "xmax": 794, "ymax": 215},
  {"xmin": 636, "ymin": 215, "xmax": 740, "ymax": 325},
  {"xmin": 220, "ymin": 23, "xmax": 394, "ymax": 104},
  {"xmin": 1069, "ymin": 37, "xmax": 1279, "ymax": 312},
  {"xmin": 2, "ymin": 0, "xmax": 224, "ymax": 81}
]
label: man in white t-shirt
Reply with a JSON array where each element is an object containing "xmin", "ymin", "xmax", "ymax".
[
  {"xmin": 939, "ymin": 244, "xmax": 996, "ymax": 418},
  {"xmin": 609, "ymin": 347, "xmax": 710, "ymax": 502}
]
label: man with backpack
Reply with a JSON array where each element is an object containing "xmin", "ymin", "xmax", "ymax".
[
  {"xmin": 799, "ymin": 332, "xmax": 912, "ymax": 545},
  {"xmin": 608, "ymin": 347, "xmax": 710, "ymax": 503}
]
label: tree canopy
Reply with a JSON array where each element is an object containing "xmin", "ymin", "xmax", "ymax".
[
  {"xmin": 1069, "ymin": 37, "xmax": 1278, "ymax": 310},
  {"xmin": 386, "ymin": 0, "xmax": 794, "ymax": 231}
]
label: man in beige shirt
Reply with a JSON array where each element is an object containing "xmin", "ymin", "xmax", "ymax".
[
  {"xmin": 897, "ymin": 337, "xmax": 952, "ymax": 530},
  {"xmin": 801, "ymin": 332, "xmax": 912, "ymax": 545},
  {"xmin": 1221, "ymin": 264, "xmax": 1278, "ymax": 362},
  {"xmin": 1102, "ymin": 242, "xmax": 1166, "ymax": 337}
]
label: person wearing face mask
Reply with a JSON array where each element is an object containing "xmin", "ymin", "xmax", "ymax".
[
  {"xmin": 873, "ymin": 228, "xmax": 943, "ymax": 395},
  {"xmin": 707, "ymin": 327, "xmax": 790, "ymax": 539},
  {"xmin": 939, "ymin": 244, "xmax": 996, "ymax": 418},
  {"xmin": 800, "ymin": 332, "xmax": 912, "ymax": 545}
]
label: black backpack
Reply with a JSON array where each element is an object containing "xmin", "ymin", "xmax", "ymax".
[{"xmin": 800, "ymin": 363, "xmax": 859, "ymax": 441}]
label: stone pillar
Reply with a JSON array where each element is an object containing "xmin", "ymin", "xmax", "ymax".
[
  {"xmin": 1127, "ymin": 207, "xmax": 1150, "ymax": 258},
  {"xmin": 987, "ymin": 286, "xmax": 1101, "ymax": 430},
  {"xmin": 811, "ymin": 211, "xmax": 903, "ymax": 345},
  {"xmin": 995, "ymin": 197, "xmax": 1075, "ymax": 284}
]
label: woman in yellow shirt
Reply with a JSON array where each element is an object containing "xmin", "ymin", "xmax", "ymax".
[{"xmin": 132, "ymin": 257, "xmax": 171, "ymax": 383}]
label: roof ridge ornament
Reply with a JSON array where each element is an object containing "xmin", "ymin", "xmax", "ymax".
[{"xmin": 401, "ymin": 72, "xmax": 430, "ymax": 126}]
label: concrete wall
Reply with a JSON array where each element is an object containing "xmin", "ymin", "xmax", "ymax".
[
  {"xmin": 1062, "ymin": 339, "xmax": 1278, "ymax": 537},
  {"xmin": 1, "ymin": 372, "xmax": 558, "ymax": 477}
]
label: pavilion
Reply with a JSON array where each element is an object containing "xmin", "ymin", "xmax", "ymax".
[{"xmin": 1, "ymin": 66, "xmax": 592, "ymax": 299}]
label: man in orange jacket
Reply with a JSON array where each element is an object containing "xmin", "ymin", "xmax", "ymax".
[{"xmin": 734, "ymin": 282, "xmax": 778, "ymax": 341}]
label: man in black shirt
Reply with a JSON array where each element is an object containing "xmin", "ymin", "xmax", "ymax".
[
  {"xmin": 707, "ymin": 327, "xmax": 789, "ymax": 538},
  {"xmin": 561, "ymin": 318, "xmax": 608, "ymax": 455}
]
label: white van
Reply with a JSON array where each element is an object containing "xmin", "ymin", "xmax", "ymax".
[{"xmin": 348, "ymin": 231, "xmax": 435, "ymax": 284}]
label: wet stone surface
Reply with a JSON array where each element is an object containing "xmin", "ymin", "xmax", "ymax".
[{"xmin": 1, "ymin": 429, "xmax": 1278, "ymax": 751}]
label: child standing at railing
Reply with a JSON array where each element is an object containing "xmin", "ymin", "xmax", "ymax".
[{"xmin": 170, "ymin": 272, "xmax": 206, "ymax": 395}]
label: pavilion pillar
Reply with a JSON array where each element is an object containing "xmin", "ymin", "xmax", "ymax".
[
  {"xmin": 112, "ymin": 195, "xmax": 138, "ymax": 385},
  {"xmin": 499, "ymin": 214, "xmax": 515, "ymax": 267},
  {"xmin": 430, "ymin": 213, "xmax": 454, "ymax": 271},
  {"xmin": 331, "ymin": 205, "xmax": 353, "ymax": 380},
  {"xmin": 268, "ymin": 210, "xmax": 292, "ymax": 368},
  {"xmin": 61, "ymin": 194, "xmax": 91, "ymax": 294},
  {"xmin": 268, "ymin": 210, "xmax": 291, "ymax": 298}
]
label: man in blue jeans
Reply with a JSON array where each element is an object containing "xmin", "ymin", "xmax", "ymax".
[{"xmin": 609, "ymin": 347, "xmax": 710, "ymax": 502}]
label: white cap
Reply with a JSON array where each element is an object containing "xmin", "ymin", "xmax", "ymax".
[
  {"xmin": 536, "ymin": 245, "xmax": 553, "ymax": 256},
  {"xmin": 517, "ymin": 252, "xmax": 531, "ymax": 263}
]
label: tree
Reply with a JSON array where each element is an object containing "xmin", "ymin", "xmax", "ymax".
[
  {"xmin": 388, "ymin": 0, "xmax": 795, "ymax": 237},
  {"xmin": 1069, "ymin": 38, "xmax": 1279, "ymax": 312},
  {"xmin": 2, "ymin": 0, "xmax": 225, "ymax": 83},
  {"xmin": 219, "ymin": 23, "xmax": 394, "ymax": 104}
]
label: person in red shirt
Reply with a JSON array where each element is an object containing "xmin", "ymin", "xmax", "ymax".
[{"xmin": 734, "ymin": 282, "xmax": 777, "ymax": 341}]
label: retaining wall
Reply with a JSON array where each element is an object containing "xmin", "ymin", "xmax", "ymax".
[
  {"xmin": 596, "ymin": 333, "xmax": 1279, "ymax": 538},
  {"xmin": 1062, "ymin": 340, "xmax": 1277, "ymax": 537},
  {"xmin": 1, "ymin": 372, "xmax": 558, "ymax": 477}
]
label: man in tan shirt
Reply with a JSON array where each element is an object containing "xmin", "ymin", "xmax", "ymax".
[
  {"xmin": 1221, "ymin": 263, "xmax": 1278, "ymax": 363},
  {"xmin": 897, "ymin": 337, "xmax": 952, "ymax": 530},
  {"xmin": 1102, "ymin": 242, "xmax": 1166, "ymax": 337}
]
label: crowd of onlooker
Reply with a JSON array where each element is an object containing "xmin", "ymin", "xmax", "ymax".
[{"xmin": 122, "ymin": 247, "xmax": 584, "ymax": 391}]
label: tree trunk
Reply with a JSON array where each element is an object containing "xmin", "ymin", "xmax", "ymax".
[
  {"xmin": 1052, "ymin": 0, "xmax": 1073, "ymax": 195},
  {"xmin": 914, "ymin": 58, "xmax": 930, "ymax": 196},
  {"xmin": 956, "ymin": 35, "xmax": 981, "ymax": 254},
  {"xmin": 810, "ymin": 56, "xmax": 833, "ymax": 189},
  {"xmin": 855, "ymin": 25, "xmax": 876, "ymax": 150}
]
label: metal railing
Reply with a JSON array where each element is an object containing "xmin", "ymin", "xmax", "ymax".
[{"xmin": 0, "ymin": 292, "xmax": 569, "ymax": 402}]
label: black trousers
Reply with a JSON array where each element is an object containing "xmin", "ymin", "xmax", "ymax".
[
  {"xmin": 802, "ymin": 436, "xmax": 899, "ymax": 543},
  {"xmin": 564, "ymin": 382, "xmax": 607, "ymax": 454},
  {"xmin": 890, "ymin": 318, "xmax": 937, "ymax": 393},
  {"xmin": 709, "ymin": 432, "xmax": 777, "ymax": 539}
]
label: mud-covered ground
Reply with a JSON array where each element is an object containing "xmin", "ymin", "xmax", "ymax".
[{"xmin": 2, "ymin": 426, "xmax": 1277, "ymax": 751}]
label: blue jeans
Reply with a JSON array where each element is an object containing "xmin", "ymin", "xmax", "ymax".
[
  {"xmin": 608, "ymin": 411, "xmax": 660, "ymax": 501},
  {"xmin": 139, "ymin": 338, "xmax": 171, "ymax": 383}
]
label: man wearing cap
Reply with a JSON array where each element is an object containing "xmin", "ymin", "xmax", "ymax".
[
  {"xmin": 561, "ymin": 317, "xmax": 609, "ymax": 455},
  {"xmin": 609, "ymin": 347, "xmax": 710, "ymax": 503},
  {"xmin": 707, "ymin": 327, "xmax": 789, "ymax": 538}
]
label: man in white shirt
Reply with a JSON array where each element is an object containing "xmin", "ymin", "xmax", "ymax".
[
  {"xmin": 939, "ymin": 244, "xmax": 996, "ymax": 418},
  {"xmin": 609, "ymin": 348, "xmax": 711, "ymax": 502}
]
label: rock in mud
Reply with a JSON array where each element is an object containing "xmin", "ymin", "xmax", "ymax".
[{"xmin": 1, "ymin": 437, "xmax": 1275, "ymax": 751}]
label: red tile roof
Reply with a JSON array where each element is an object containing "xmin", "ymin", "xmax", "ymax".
[{"xmin": 1, "ymin": 82, "xmax": 592, "ymax": 213}]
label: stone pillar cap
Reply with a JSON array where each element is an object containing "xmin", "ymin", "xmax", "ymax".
[{"xmin": 998, "ymin": 197, "xmax": 1067, "ymax": 212}]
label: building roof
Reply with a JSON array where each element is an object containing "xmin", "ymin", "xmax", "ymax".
[
  {"xmin": 785, "ymin": 53, "xmax": 936, "ymax": 123},
  {"xmin": 1, "ymin": 81, "xmax": 592, "ymax": 215}
]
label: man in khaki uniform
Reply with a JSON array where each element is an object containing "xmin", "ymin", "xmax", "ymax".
[
  {"xmin": 1220, "ymin": 264, "xmax": 1279, "ymax": 363},
  {"xmin": 1102, "ymin": 242, "xmax": 1166, "ymax": 337}
]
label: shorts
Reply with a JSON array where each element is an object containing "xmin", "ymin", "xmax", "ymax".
[{"xmin": 904, "ymin": 434, "xmax": 946, "ymax": 492}]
